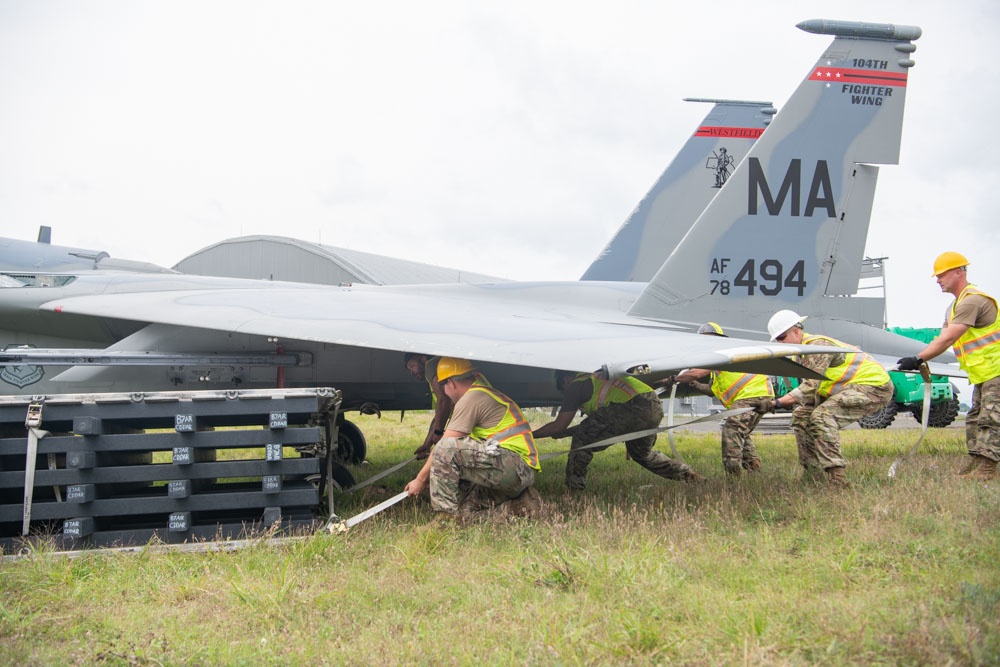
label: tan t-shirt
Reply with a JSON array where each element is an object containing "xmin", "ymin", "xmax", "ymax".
[
  {"xmin": 447, "ymin": 388, "xmax": 508, "ymax": 435},
  {"xmin": 947, "ymin": 292, "xmax": 998, "ymax": 329}
]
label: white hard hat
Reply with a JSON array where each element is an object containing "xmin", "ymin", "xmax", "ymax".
[{"xmin": 767, "ymin": 309, "xmax": 807, "ymax": 341}]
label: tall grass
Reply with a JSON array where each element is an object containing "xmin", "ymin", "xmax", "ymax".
[{"xmin": 1, "ymin": 411, "xmax": 998, "ymax": 665}]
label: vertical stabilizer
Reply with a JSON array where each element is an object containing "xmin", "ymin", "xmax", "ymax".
[
  {"xmin": 628, "ymin": 20, "xmax": 920, "ymax": 334},
  {"xmin": 581, "ymin": 99, "xmax": 774, "ymax": 282}
]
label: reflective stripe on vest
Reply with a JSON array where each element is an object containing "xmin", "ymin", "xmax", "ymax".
[
  {"xmin": 467, "ymin": 381, "xmax": 540, "ymax": 470},
  {"xmin": 802, "ymin": 334, "xmax": 890, "ymax": 397},
  {"xmin": 710, "ymin": 371, "xmax": 773, "ymax": 409},
  {"xmin": 950, "ymin": 285, "xmax": 1000, "ymax": 384}
]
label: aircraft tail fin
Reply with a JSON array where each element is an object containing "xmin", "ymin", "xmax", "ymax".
[
  {"xmin": 628, "ymin": 19, "xmax": 920, "ymax": 337},
  {"xmin": 581, "ymin": 99, "xmax": 774, "ymax": 282}
]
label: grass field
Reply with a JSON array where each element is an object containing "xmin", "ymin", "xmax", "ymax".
[{"xmin": 2, "ymin": 411, "xmax": 998, "ymax": 665}]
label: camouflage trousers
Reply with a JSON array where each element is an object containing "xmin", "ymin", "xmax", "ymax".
[
  {"xmin": 966, "ymin": 375, "xmax": 1000, "ymax": 462},
  {"xmin": 429, "ymin": 436, "xmax": 536, "ymax": 515},
  {"xmin": 565, "ymin": 393, "xmax": 691, "ymax": 490},
  {"xmin": 791, "ymin": 381, "xmax": 893, "ymax": 470},
  {"xmin": 721, "ymin": 398, "xmax": 764, "ymax": 473}
]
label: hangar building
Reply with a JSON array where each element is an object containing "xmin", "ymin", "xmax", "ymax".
[{"xmin": 174, "ymin": 235, "xmax": 505, "ymax": 286}]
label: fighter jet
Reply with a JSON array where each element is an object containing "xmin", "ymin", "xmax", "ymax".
[
  {"xmin": 0, "ymin": 226, "xmax": 175, "ymax": 274},
  {"xmin": 0, "ymin": 19, "xmax": 947, "ymax": 458}
]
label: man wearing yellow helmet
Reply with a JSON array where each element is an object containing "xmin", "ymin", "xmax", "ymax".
[
  {"xmin": 897, "ymin": 252, "xmax": 999, "ymax": 480},
  {"xmin": 669, "ymin": 322, "xmax": 774, "ymax": 476},
  {"xmin": 404, "ymin": 357, "xmax": 542, "ymax": 518}
]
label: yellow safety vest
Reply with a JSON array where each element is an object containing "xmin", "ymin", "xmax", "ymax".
[
  {"xmin": 950, "ymin": 285, "xmax": 1000, "ymax": 384},
  {"xmin": 573, "ymin": 373, "xmax": 654, "ymax": 416},
  {"xmin": 467, "ymin": 380, "xmax": 540, "ymax": 470},
  {"xmin": 709, "ymin": 371, "xmax": 773, "ymax": 409},
  {"xmin": 801, "ymin": 334, "xmax": 890, "ymax": 397}
]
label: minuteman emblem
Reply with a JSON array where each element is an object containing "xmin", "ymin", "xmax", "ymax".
[{"xmin": 1, "ymin": 345, "xmax": 44, "ymax": 388}]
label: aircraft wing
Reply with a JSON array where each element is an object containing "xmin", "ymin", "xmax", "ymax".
[{"xmin": 34, "ymin": 281, "xmax": 844, "ymax": 380}]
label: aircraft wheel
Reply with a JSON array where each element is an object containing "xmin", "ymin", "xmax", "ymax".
[
  {"xmin": 306, "ymin": 463, "xmax": 356, "ymax": 492},
  {"xmin": 336, "ymin": 419, "xmax": 368, "ymax": 464},
  {"xmin": 858, "ymin": 402, "xmax": 898, "ymax": 429}
]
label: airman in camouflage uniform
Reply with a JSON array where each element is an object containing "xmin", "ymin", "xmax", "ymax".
[
  {"xmin": 405, "ymin": 357, "xmax": 541, "ymax": 518},
  {"xmin": 533, "ymin": 371, "xmax": 704, "ymax": 490},
  {"xmin": 767, "ymin": 310, "xmax": 893, "ymax": 487},
  {"xmin": 671, "ymin": 322, "xmax": 773, "ymax": 475},
  {"xmin": 898, "ymin": 252, "xmax": 1000, "ymax": 480}
]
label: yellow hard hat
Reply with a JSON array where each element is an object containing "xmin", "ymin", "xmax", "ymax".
[
  {"xmin": 697, "ymin": 321, "xmax": 727, "ymax": 336},
  {"xmin": 436, "ymin": 357, "xmax": 476, "ymax": 383},
  {"xmin": 932, "ymin": 251, "xmax": 969, "ymax": 277}
]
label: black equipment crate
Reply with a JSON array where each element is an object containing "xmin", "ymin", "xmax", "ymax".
[{"xmin": 0, "ymin": 388, "xmax": 340, "ymax": 550}]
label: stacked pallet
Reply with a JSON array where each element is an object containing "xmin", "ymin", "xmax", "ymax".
[{"xmin": 0, "ymin": 388, "xmax": 341, "ymax": 551}]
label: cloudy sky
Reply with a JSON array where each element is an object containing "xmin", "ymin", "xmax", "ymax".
[{"xmin": 1, "ymin": 0, "xmax": 997, "ymax": 330}]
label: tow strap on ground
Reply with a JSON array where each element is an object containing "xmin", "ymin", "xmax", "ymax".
[
  {"xmin": 662, "ymin": 374, "xmax": 685, "ymax": 463},
  {"xmin": 888, "ymin": 362, "xmax": 933, "ymax": 478},
  {"xmin": 539, "ymin": 407, "xmax": 752, "ymax": 462},
  {"xmin": 324, "ymin": 490, "xmax": 410, "ymax": 534},
  {"xmin": 345, "ymin": 456, "xmax": 418, "ymax": 494},
  {"xmin": 22, "ymin": 400, "xmax": 50, "ymax": 536}
]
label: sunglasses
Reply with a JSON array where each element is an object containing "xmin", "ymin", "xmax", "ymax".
[{"xmin": 775, "ymin": 331, "xmax": 790, "ymax": 342}]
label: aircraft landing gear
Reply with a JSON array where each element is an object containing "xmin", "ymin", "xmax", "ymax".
[{"xmin": 335, "ymin": 417, "xmax": 368, "ymax": 465}]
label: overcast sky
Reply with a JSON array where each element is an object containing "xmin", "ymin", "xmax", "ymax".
[{"xmin": 1, "ymin": 0, "xmax": 997, "ymax": 331}]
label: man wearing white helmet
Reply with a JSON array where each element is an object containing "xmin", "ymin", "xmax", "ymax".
[
  {"xmin": 897, "ymin": 252, "xmax": 999, "ymax": 480},
  {"xmin": 763, "ymin": 309, "xmax": 893, "ymax": 486}
]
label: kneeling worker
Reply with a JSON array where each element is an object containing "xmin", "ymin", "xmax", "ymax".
[
  {"xmin": 533, "ymin": 370, "xmax": 704, "ymax": 491},
  {"xmin": 404, "ymin": 357, "xmax": 541, "ymax": 518},
  {"xmin": 765, "ymin": 309, "xmax": 893, "ymax": 486},
  {"xmin": 670, "ymin": 322, "xmax": 774, "ymax": 475}
]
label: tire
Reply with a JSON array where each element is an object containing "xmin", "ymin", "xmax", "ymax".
[
  {"xmin": 305, "ymin": 463, "xmax": 356, "ymax": 492},
  {"xmin": 336, "ymin": 419, "xmax": 368, "ymax": 464},
  {"xmin": 858, "ymin": 402, "xmax": 898, "ymax": 429},
  {"xmin": 912, "ymin": 397, "xmax": 960, "ymax": 428}
]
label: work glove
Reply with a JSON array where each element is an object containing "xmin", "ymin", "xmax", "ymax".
[
  {"xmin": 896, "ymin": 355, "xmax": 923, "ymax": 372},
  {"xmin": 754, "ymin": 398, "xmax": 776, "ymax": 414},
  {"xmin": 657, "ymin": 375, "xmax": 677, "ymax": 389}
]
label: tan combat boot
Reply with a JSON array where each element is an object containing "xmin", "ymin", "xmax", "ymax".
[
  {"xmin": 824, "ymin": 466, "xmax": 851, "ymax": 488},
  {"xmin": 501, "ymin": 486, "xmax": 543, "ymax": 518},
  {"xmin": 957, "ymin": 455, "xmax": 978, "ymax": 476},
  {"xmin": 682, "ymin": 468, "xmax": 707, "ymax": 484},
  {"xmin": 965, "ymin": 456, "xmax": 999, "ymax": 481}
]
